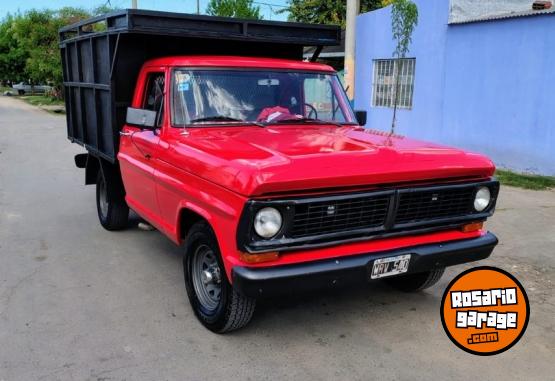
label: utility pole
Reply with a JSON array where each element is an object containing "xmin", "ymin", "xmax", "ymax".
[
  {"xmin": 344, "ymin": 0, "xmax": 359, "ymax": 102},
  {"xmin": 131, "ymin": 0, "xmax": 137, "ymax": 9},
  {"xmin": 197, "ymin": 0, "xmax": 200, "ymax": 14}
]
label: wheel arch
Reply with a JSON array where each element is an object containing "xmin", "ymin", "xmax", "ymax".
[{"xmin": 178, "ymin": 206, "xmax": 214, "ymax": 243}]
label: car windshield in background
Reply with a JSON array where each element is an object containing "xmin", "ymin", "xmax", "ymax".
[{"xmin": 171, "ymin": 69, "xmax": 356, "ymax": 126}]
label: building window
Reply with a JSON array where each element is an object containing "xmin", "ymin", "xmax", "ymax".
[{"xmin": 372, "ymin": 58, "xmax": 415, "ymax": 109}]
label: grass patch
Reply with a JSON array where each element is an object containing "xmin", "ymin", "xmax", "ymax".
[
  {"xmin": 496, "ymin": 169, "xmax": 555, "ymax": 190},
  {"xmin": 20, "ymin": 95, "xmax": 64, "ymax": 107}
]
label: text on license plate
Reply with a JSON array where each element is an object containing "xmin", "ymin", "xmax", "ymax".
[{"xmin": 370, "ymin": 254, "xmax": 411, "ymax": 279}]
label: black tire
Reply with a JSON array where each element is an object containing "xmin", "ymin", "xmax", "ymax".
[
  {"xmin": 384, "ymin": 268, "xmax": 445, "ymax": 292},
  {"xmin": 18, "ymin": 90, "xmax": 24, "ymax": 95},
  {"xmin": 184, "ymin": 221, "xmax": 255, "ymax": 333},
  {"xmin": 95, "ymin": 169, "xmax": 129, "ymax": 231}
]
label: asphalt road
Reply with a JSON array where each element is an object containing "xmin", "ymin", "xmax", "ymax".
[{"xmin": 1, "ymin": 96, "xmax": 554, "ymax": 380}]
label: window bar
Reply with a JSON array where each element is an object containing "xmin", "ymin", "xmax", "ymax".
[
  {"xmin": 409, "ymin": 59, "xmax": 416, "ymax": 108},
  {"xmin": 377, "ymin": 60, "xmax": 381, "ymax": 107},
  {"xmin": 373, "ymin": 61, "xmax": 377, "ymax": 107},
  {"xmin": 399, "ymin": 59, "xmax": 404, "ymax": 108},
  {"xmin": 404, "ymin": 59, "xmax": 408, "ymax": 108},
  {"xmin": 399, "ymin": 59, "xmax": 402, "ymax": 108},
  {"xmin": 406, "ymin": 59, "xmax": 410, "ymax": 108},
  {"xmin": 403, "ymin": 59, "xmax": 408, "ymax": 108},
  {"xmin": 378, "ymin": 60, "xmax": 383, "ymax": 107},
  {"xmin": 393, "ymin": 59, "xmax": 397, "ymax": 108},
  {"xmin": 389, "ymin": 59, "xmax": 394, "ymax": 108},
  {"xmin": 381, "ymin": 60, "xmax": 385, "ymax": 107},
  {"xmin": 382, "ymin": 60, "xmax": 387, "ymax": 107},
  {"xmin": 379, "ymin": 60, "xmax": 384, "ymax": 107},
  {"xmin": 380, "ymin": 60, "xmax": 385, "ymax": 107}
]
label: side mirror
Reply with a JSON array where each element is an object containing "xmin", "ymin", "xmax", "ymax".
[
  {"xmin": 126, "ymin": 107, "xmax": 157, "ymax": 129},
  {"xmin": 355, "ymin": 110, "xmax": 367, "ymax": 126}
]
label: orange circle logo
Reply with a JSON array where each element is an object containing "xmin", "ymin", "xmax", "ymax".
[{"xmin": 441, "ymin": 266, "xmax": 529, "ymax": 355}]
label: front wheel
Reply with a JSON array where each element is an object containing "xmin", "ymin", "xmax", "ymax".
[
  {"xmin": 96, "ymin": 170, "xmax": 129, "ymax": 231},
  {"xmin": 184, "ymin": 222, "xmax": 255, "ymax": 333},
  {"xmin": 384, "ymin": 268, "xmax": 445, "ymax": 292}
]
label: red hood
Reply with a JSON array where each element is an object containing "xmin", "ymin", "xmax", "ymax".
[{"xmin": 164, "ymin": 125, "xmax": 495, "ymax": 196}]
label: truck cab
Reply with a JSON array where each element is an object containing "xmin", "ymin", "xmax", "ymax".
[{"xmin": 60, "ymin": 10, "xmax": 499, "ymax": 333}]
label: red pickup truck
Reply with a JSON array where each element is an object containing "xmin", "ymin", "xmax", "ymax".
[{"xmin": 60, "ymin": 10, "xmax": 499, "ymax": 333}]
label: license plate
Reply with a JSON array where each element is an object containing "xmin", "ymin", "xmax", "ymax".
[{"xmin": 370, "ymin": 254, "xmax": 411, "ymax": 279}]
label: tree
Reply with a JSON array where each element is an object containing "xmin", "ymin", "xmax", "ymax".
[
  {"xmin": 11, "ymin": 8, "xmax": 90, "ymax": 96},
  {"xmin": 2, "ymin": 6, "xmax": 119, "ymax": 97},
  {"xmin": 206, "ymin": 0, "xmax": 262, "ymax": 19},
  {"xmin": 390, "ymin": 0, "xmax": 417, "ymax": 134},
  {"xmin": 0, "ymin": 15, "xmax": 28, "ymax": 85},
  {"xmin": 285, "ymin": 0, "xmax": 384, "ymax": 27}
]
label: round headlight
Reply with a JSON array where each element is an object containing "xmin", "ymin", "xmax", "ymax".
[
  {"xmin": 474, "ymin": 187, "xmax": 491, "ymax": 212},
  {"xmin": 254, "ymin": 207, "xmax": 282, "ymax": 238}
]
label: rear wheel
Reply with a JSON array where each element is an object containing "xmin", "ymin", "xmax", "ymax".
[
  {"xmin": 18, "ymin": 90, "xmax": 24, "ymax": 95},
  {"xmin": 96, "ymin": 170, "xmax": 129, "ymax": 230},
  {"xmin": 384, "ymin": 268, "xmax": 445, "ymax": 292},
  {"xmin": 184, "ymin": 222, "xmax": 255, "ymax": 333}
]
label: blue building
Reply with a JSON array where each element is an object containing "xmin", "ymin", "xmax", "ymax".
[{"xmin": 355, "ymin": 0, "xmax": 555, "ymax": 175}]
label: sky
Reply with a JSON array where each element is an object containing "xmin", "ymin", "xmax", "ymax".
[{"xmin": 0, "ymin": 0, "xmax": 290, "ymax": 21}]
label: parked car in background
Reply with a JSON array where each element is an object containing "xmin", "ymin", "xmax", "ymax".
[{"xmin": 11, "ymin": 82, "xmax": 52, "ymax": 95}]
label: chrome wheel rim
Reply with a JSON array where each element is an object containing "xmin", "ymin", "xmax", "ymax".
[
  {"xmin": 192, "ymin": 244, "xmax": 222, "ymax": 311},
  {"xmin": 98, "ymin": 177, "xmax": 109, "ymax": 218}
]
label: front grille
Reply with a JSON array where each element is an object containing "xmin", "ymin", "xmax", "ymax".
[
  {"xmin": 239, "ymin": 180, "xmax": 499, "ymax": 253},
  {"xmin": 395, "ymin": 187, "xmax": 475, "ymax": 224},
  {"xmin": 291, "ymin": 195, "xmax": 390, "ymax": 238}
]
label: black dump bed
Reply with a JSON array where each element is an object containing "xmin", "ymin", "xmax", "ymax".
[{"xmin": 59, "ymin": 9, "xmax": 340, "ymax": 162}]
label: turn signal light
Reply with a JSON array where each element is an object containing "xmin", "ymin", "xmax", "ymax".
[
  {"xmin": 240, "ymin": 251, "xmax": 279, "ymax": 263},
  {"xmin": 461, "ymin": 221, "xmax": 484, "ymax": 233}
]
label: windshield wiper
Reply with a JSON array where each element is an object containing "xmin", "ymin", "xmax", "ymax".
[
  {"xmin": 190, "ymin": 116, "xmax": 265, "ymax": 127},
  {"xmin": 268, "ymin": 117, "xmax": 342, "ymax": 127},
  {"xmin": 190, "ymin": 116, "xmax": 244, "ymax": 123}
]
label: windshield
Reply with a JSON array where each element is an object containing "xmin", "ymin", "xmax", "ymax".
[{"xmin": 171, "ymin": 69, "xmax": 355, "ymax": 126}]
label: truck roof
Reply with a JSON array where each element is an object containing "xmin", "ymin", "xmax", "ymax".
[{"xmin": 143, "ymin": 56, "xmax": 335, "ymax": 72}]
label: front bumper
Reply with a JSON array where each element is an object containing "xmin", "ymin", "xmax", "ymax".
[{"xmin": 232, "ymin": 232, "xmax": 498, "ymax": 298}]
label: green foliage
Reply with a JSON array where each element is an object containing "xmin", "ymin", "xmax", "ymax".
[
  {"xmin": 0, "ymin": 15, "xmax": 28, "ymax": 84},
  {"xmin": 496, "ymin": 169, "xmax": 555, "ymax": 190},
  {"xmin": 0, "ymin": 6, "xmax": 120, "ymax": 97},
  {"xmin": 285, "ymin": 0, "xmax": 383, "ymax": 27},
  {"xmin": 390, "ymin": 0, "xmax": 417, "ymax": 133},
  {"xmin": 206, "ymin": 0, "xmax": 262, "ymax": 19},
  {"xmin": 21, "ymin": 95, "xmax": 65, "ymax": 107},
  {"xmin": 11, "ymin": 10, "xmax": 67, "ymax": 90},
  {"xmin": 391, "ymin": 0, "xmax": 418, "ymax": 59}
]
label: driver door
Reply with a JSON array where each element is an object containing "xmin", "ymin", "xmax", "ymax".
[{"xmin": 118, "ymin": 68, "xmax": 165, "ymax": 221}]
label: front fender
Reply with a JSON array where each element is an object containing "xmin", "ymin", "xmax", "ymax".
[{"xmin": 154, "ymin": 160, "xmax": 247, "ymax": 281}]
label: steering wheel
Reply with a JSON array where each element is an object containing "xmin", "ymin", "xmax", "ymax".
[{"xmin": 304, "ymin": 103, "xmax": 318, "ymax": 119}]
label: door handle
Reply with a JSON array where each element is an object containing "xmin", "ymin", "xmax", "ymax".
[{"xmin": 119, "ymin": 131, "xmax": 132, "ymax": 137}]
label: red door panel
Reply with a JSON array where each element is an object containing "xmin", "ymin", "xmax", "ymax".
[
  {"xmin": 119, "ymin": 127, "xmax": 160, "ymax": 219},
  {"xmin": 118, "ymin": 70, "xmax": 166, "ymax": 223}
]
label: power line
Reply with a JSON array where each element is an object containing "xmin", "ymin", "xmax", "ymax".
[
  {"xmin": 252, "ymin": 1, "xmax": 288, "ymax": 8},
  {"xmin": 252, "ymin": 1, "xmax": 288, "ymax": 20}
]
